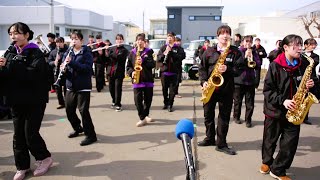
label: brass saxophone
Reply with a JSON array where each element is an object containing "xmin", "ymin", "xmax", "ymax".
[
  {"xmin": 200, "ymin": 40, "xmax": 230, "ymax": 104},
  {"xmin": 133, "ymin": 47, "xmax": 143, "ymax": 84},
  {"xmin": 286, "ymin": 53, "xmax": 319, "ymax": 125}
]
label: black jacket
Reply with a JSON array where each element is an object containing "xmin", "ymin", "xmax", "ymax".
[
  {"xmin": 157, "ymin": 44, "xmax": 185, "ymax": 73},
  {"xmin": 0, "ymin": 43, "xmax": 49, "ymax": 105},
  {"xmin": 234, "ymin": 46, "xmax": 262, "ymax": 86},
  {"xmin": 106, "ymin": 45, "xmax": 129, "ymax": 78},
  {"xmin": 263, "ymin": 52, "xmax": 307, "ymax": 119},
  {"xmin": 253, "ymin": 44, "xmax": 267, "ymax": 61},
  {"xmin": 199, "ymin": 45, "xmax": 244, "ymax": 95},
  {"xmin": 48, "ymin": 44, "xmax": 68, "ymax": 76},
  {"xmin": 126, "ymin": 47, "xmax": 155, "ymax": 83},
  {"xmin": 63, "ymin": 45, "xmax": 93, "ymax": 91}
]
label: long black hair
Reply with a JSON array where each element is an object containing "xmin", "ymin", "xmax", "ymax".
[
  {"xmin": 7, "ymin": 22, "xmax": 34, "ymax": 41},
  {"xmin": 274, "ymin": 34, "xmax": 303, "ymax": 59}
]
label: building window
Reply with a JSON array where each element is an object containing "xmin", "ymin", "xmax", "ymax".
[
  {"xmin": 168, "ymin": 14, "xmax": 175, "ymax": 19},
  {"xmin": 199, "ymin": 36, "xmax": 215, "ymax": 40},
  {"xmin": 188, "ymin": 16, "xmax": 222, "ymax": 21},
  {"xmin": 214, "ymin": 16, "xmax": 221, "ymax": 21}
]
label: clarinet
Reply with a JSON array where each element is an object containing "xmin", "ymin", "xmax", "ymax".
[
  {"xmin": 53, "ymin": 47, "xmax": 60, "ymax": 77},
  {"xmin": 53, "ymin": 46, "xmax": 73, "ymax": 88},
  {"xmin": 0, "ymin": 42, "xmax": 16, "ymax": 70}
]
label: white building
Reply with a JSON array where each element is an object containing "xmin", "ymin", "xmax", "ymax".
[
  {"xmin": 223, "ymin": 1, "xmax": 320, "ymax": 69},
  {"xmin": 0, "ymin": 0, "xmax": 113, "ymax": 49}
]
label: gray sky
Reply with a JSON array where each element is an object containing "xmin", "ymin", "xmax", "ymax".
[{"xmin": 56, "ymin": 0, "xmax": 318, "ymax": 29}]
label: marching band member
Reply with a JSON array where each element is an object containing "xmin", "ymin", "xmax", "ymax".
[
  {"xmin": 260, "ymin": 34, "xmax": 314, "ymax": 180},
  {"xmin": 301, "ymin": 38, "xmax": 319, "ymax": 125},
  {"xmin": 198, "ymin": 39, "xmax": 210, "ymax": 61},
  {"xmin": 93, "ymin": 35, "xmax": 107, "ymax": 92},
  {"xmin": 233, "ymin": 33, "xmax": 242, "ymax": 47},
  {"xmin": 268, "ymin": 40, "xmax": 282, "ymax": 63},
  {"xmin": 126, "ymin": 33, "xmax": 155, "ymax": 127},
  {"xmin": 233, "ymin": 35, "xmax": 261, "ymax": 127},
  {"xmin": 157, "ymin": 32, "xmax": 185, "ymax": 112},
  {"xmin": 0, "ymin": 22, "xmax": 53, "ymax": 180},
  {"xmin": 253, "ymin": 38, "xmax": 267, "ymax": 90},
  {"xmin": 62, "ymin": 31, "xmax": 97, "ymax": 146},
  {"xmin": 174, "ymin": 37, "xmax": 186, "ymax": 98},
  {"xmin": 48, "ymin": 37, "xmax": 68, "ymax": 109},
  {"xmin": 106, "ymin": 34, "xmax": 129, "ymax": 112},
  {"xmin": 198, "ymin": 25, "xmax": 243, "ymax": 155}
]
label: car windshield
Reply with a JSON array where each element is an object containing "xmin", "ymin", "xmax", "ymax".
[
  {"xmin": 188, "ymin": 41, "xmax": 204, "ymax": 51},
  {"xmin": 149, "ymin": 40, "xmax": 166, "ymax": 49}
]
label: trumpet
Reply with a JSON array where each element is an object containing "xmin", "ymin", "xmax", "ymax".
[
  {"xmin": 54, "ymin": 46, "xmax": 73, "ymax": 88},
  {"xmin": 246, "ymin": 47, "xmax": 256, "ymax": 68},
  {"xmin": 35, "ymin": 34, "xmax": 51, "ymax": 54}
]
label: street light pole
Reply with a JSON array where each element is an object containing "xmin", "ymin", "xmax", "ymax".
[{"xmin": 50, "ymin": 0, "xmax": 54, "ymax": 33}]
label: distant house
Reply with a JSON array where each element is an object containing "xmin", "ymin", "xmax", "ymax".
[{"xmin": 166, "ymin": 2, "xmax": 223, "ymax": 43}]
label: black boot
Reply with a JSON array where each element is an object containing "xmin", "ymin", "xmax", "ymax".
[{"xmin": 68, "ymin": 126, "xmax": 84, "ymax": 138}]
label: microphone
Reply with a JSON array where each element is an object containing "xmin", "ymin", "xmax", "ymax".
[{"xmin": 175, "ymin": 119, "xmax": 196, "ymax": 180}]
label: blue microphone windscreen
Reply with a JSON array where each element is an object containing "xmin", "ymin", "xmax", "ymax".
[{"xmin": 175, "ymin": 119, "xmax": 194, "ymax": 140}]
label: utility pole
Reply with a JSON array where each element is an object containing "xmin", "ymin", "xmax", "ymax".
[
  {"xmin": 50, "ymin": 0, "xmax": 54, "ymax": 33},
  {"xmin": 142, "ymin": 10, "xmax": 145, "ymax": 33}
]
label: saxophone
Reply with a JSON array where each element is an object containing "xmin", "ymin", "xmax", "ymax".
[
  {"xmin": 200, "ymin": 40, "xmax": 230, "ymax": 104},
  {"xmin": 133, "ymin": 47, "xmax": 143, "ymax": 84},
  {"xmin": 286, "ymin": 53, "xmax": 319, "ymax": 125}
]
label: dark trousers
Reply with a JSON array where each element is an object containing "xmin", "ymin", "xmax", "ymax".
[
  {"xmin": 65, "ymin": 91, "xmax": 96, "ymax": 138},
  {"xmin": 174, "ymin": 71, "xmax": 182, "ymax": 95},
  {"xmin": 95, "ymin": 63, "xmax": 105, "ymax": 91},
  {"xmin": 255, "ymin": 68, "xmax": 261, "ymax": 89},
  {"xmin": 134, "ymin": 87, "xmax": 153, "ymax": 120},
  {"xmin": 161, "ymin": 74, "xmax": 177, "ymax": 106},
  {"xmin": 233, "ymin": 85, "xmax": 255, "ymax": 123},
  {"xmin": 54, "ymin": 76, "xmax": 66, "ymax": 106},
  {"xmin": 12, "ymin": 103, "xmax": 51, "ymax": 170},
  {"xmin": 203, "ymin": 92, "xmax": 233, "ymax": 148},
  {"xmin": 108, "ymin": 76, "xmax": 124, "ymax": 107},
  {"xmin": 262, "ymin": 116, "xmax": 300, "ymax": 176}
]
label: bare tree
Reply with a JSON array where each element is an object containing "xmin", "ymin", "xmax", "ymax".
[
  {"xmin": 300, "ymin": 15, "xmax": 315, "ymax": 38},
  {"xmin": 311, "ymin": 13, "xmax": 320, "ymax": 38}
]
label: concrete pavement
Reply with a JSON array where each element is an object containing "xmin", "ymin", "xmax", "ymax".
[{"xmin": 0, "ymin": 79, "xmax": 319, "ymax": 180}]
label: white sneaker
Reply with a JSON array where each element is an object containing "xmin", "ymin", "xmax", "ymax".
[
  {"xmin": 136, "ymin": 119, "xmax": 147, "ymax": 127},
  {"xmin": 145, "ymin": 116, "xmax": 154, "ymax": 122},
  {"xmin": 33, "ymin": 157, "xmax": 53, "ymax": 176},
  {"xmin": 13, "ymin": 169, "xmax": 30, "ymax": 180}
]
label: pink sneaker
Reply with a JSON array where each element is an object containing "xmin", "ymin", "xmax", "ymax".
[
  {"xmin": 13, "ymin": 169, "xmax": 30, "ymax": 180},
  {"xmin": 33, "ymin": 157, "xmax": 53, "ymax": 176}
]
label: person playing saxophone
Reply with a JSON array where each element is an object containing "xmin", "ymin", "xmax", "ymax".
[
  {"xmin": 198, "ymin": 25, "xmax": 244, "ymax": 155},
  {"xmin": 126, "ymin": 33, "xmax": 155, "ymax": 127},
  {"xmin": 260, "ymin": 34, "xmax": 315, "ymax": 180}
]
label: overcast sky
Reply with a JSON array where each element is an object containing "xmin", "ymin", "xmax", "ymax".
[{"xmin": 56, "ymin": 0, "xmax": 318, "ymax": 29}]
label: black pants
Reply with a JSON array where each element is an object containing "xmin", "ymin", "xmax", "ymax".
[
  {"xmin": 95, "ymin": 63, "xmax": 105, "ymax": 91},
  {"xmin": 255, "ymin": 68, "xmax": 261, "ymax": 89},
  {"xmin": 161, "ymin": 74, "xmax": 177, "ymax": 106},
  {"xmin": 262, "ymin": 116, "xmax": 300, "ymax": 176},
  {"xmin": 233, "ymin": 85, "xmax": 255, "ymax": 123},
  {"xmin": 134, "ymin": 87, "xmax": 153, "ymax": 120},
  {"xmin": 174, "ymin": 71, "xmax": 182, "ymax": 95},
  {"xmin": 65, "ymin": 91, "xmax": 96, "ymax": 138},
  {"xmin": 203, "ymin": 92, "xmax": 233, "ymax": 148},
  {"xmin": 12, "ymin": 103, "xmax": 51, "ymax": 170},
  {"xmin": 54, "ymin": 76, "xmax": 66, "ymax": 106},
  {"xmin": 108, "ymin": 76, "xmax": 124, "ymax": 107}
]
